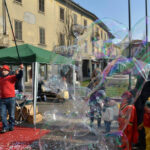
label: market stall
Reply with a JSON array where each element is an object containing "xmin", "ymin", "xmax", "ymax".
[{"xmin": 0, "ymin": 44, "xmax": 75, "ymax": 125}]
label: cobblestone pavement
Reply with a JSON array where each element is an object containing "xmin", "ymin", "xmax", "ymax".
[
  {"xmin": 16, "ymin": 100, "xmax": 119, "ymax": 150},
  {"xmin": 16, "ymin": 100, "xmax": 143, "ymax": 150}
]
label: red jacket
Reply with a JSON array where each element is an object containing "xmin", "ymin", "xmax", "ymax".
[
  {"xmin": 118, "ymin": 101, "xmax": 139, "ymax": 140},
  {"xmin": 0, "ymin": 70, "xmax": 23, "ymax": 98},
  {"xmin": 0, "ymin": 75, "xmax": 17, "ymax": 98},
  {"xmin": 118, "ymin": 103, "xmax": 139, "ymax": 150},
  {"xmin": 124, "ymin": 105, "xmax": 139, "ymax": 144}
]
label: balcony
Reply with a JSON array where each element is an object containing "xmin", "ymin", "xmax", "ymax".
[{"xmin": 0, "ymin": 34, "xmax": 9, "ymax": 47}]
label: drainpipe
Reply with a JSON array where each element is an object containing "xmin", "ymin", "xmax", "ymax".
[{"xmin": 2, "ymin": 0, "xmax": 6, "ymax": 35}]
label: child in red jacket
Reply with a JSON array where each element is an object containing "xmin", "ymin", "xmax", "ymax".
[{"xmin": 118, "ymin": 91, "xmax": 139, "ymax": 150}]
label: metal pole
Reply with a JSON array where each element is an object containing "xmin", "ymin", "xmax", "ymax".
[
  {"xmin": 128, "ymin": 0, "xmax": 132, "ymax": 90},
  {"xmin": 145, "ymin": 0, "xmax": 148, "ymax": 53},
  {"xmin": 3, "ymin": 0, "xmax": 22, "ymax": 63},
  {"xmin": 2, "ymin": 0, "xmax": 6, "ymax": 35},
  {"xmin": 33, "ymin": 62, "xmax": 39, "ymax": 127}
]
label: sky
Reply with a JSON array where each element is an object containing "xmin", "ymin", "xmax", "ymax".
[{"xmin": 73, "ymin": 0, "xmax": 150, "ymax": 28}]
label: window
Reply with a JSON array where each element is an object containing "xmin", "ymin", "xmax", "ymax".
[
  {"xmin": 96, "ymin": 27, "xmax": 99, "ymax": 33},
  {"xmin": 15, "ymin": 20, "xmax": 22, "ymax": 40},
  {"xmin": 15, "ymin": 0, "xmax": 22, "ymax": 3},
  {"xmin": 60, "ymin": 7, "xmax": 65, "ymax": 22},
  {"xmin": 105, "ymin": 33, "xmax": 107, "ymax": 40},
  {"xmin": 101, "ymin": 31, "xmax": 103, "ymax": 39},
  {"xmin": 39, "ymin": 0, "xmax": 44, "ymax": 12},
  {"xmin": 73, "ymin": 14, "xmax": 77, "ymax": 24},
  {"xmin": 60, "ymin": 33, "xmax": 65, "ymax": 45},
  {"xmin": 84, "ymin": 19, "xmax": 87, "ymax": 27},
  {"xmin": 92, "ymin": 42, "xmax": 95, "ymax": 54},
  {"xmin": 84, "ymin": 40, "xmax": 87, "ymax": 52},
  {"xmin": 39, "ymin": 27, "xmax": 45, "ymax": 44},
  {"xmin": 96, "ymin": 27, "xmax": 100, "ymax": 40}
]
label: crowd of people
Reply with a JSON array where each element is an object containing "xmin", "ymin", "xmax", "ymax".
[
  {"xmin": 0, "ymin": 64, "xmax": 150, "ymax": 150},
  {"xmin": 87, "ymin": 67, "xmax": 150, "ymax": 150}
]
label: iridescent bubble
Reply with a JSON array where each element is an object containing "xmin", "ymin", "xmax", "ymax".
[
  {"xmin": 131, "ymin": 16, "xmax": 150, "ymax": 63},
  {"xmin": 100, "ymin": 18, "xmax": 128, "ymax": 42},
  {"xmin": 72, "ymin": 24, "xmax": 86, "ymax": 38},
  {"xmin": 86, "ymin": 56, "xmax": 150, "ymax": 134},
  {"xmin": 76, "ymin": 18, "xmax": 129, "ymax": 61},
  {"xmin": 38, "ymin": 16, "xmax": 150, "ymax": 150}
]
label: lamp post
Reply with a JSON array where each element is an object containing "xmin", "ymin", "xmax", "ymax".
[
  {"xmin": 128, "ymin": 0, "xmax": 132, "ymax": 90},
  {"xmin": 145, "ymin": 0, "xmax": 148, "ymax": 53}
]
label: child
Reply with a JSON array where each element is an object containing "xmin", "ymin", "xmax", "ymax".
[
  {"xmin": 102, "ymin": 97, "xmax": 114, "ymax": 133},
  {"xmin": 89, "ymin": 90, "xmax": 105, "ymax": 128},
  {"xmin": 118, "ymin": 91, "xmax": 139, "ymax": 150},
  {"xmin": 138, "ymin": 97, "xmax": 150, "ymax": 150}
]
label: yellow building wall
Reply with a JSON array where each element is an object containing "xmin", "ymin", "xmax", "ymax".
[
  {"xmin": 0, "ymin": 1, "xmax": 2, "ymax": 34},
  {"xmin": 0, "ymin": 0, "xmax": 110, "ymax": 60},
  {"xmin": 0, "ymin": 0, "xmax": 57, "ymax": 51}
]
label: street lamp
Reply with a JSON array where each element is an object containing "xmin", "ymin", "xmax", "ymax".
[
  {"xmin": 128, "ymin": 0, "xmax": 132, "ymax": 90},
  {"xmin": 145, "ymin": 0, "xmax": 148, "ymax": 53}
]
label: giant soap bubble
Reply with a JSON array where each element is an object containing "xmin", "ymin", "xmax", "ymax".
[{"xmin": 38, "ymin": 16, "xmax": 150, "ymax": 150}]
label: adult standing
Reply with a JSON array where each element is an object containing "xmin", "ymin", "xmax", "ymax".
[
  {"xmin": 0, "ymin": 64, "xmax": 24, "ymax": 133},
  {"xmin": 15, "ymin": 69, "xmax": 23, "ymax": 93}
]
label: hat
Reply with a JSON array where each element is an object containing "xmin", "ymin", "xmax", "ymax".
[
  {"xmin": 121, "ymin": 91, "xmax": 132, "ymax": 99},
  {"xmin": 104, "ymin": 97, "xmax": 110, "ymax": 102},
  {"xmin": 1, "ymin": 65, "xmax": 10, "ymax": 71},
  {"xmin": 97, "ymin": 90, "xmax": 106, "ymax": 98}
]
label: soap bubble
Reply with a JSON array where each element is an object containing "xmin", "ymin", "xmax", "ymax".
[{"xmin": 38, "ymin": 17, "xmax": 150, "ymax": 150}]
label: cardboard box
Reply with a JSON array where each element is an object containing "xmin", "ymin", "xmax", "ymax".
[
  {"xmin": 57, "ymin": 90, "xmax": 69, "ymax": 99},
  {"xmin": 27, "ymin": 113, "xmax": 43, "ymax": 124},
  {"xmin": 22, "ymin": 105, "xmax": 38, "ymax": 116},
  {"xmin": 15, "ymin": 106, "xmax": 21, "ymax": 121}
]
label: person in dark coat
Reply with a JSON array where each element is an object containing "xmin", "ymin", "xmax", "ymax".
[
  {"xmin": 134, "ymin": 75, "xmax": 150, "ymax": 149},
  {"xmin": 15, "ymin": 69, "xmax": 23, "ymax": 93}
]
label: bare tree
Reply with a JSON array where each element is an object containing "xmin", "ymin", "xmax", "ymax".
[
  {"xmin": 64, "ymin": 0, "xmax": 74, "ymax": 46},
  {"xmin": 56, "ymin": 0, "xmax": 75, "ymax": 47}
]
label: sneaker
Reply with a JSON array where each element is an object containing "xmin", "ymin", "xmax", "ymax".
[
  {"xmin": 9, "ymin": 127, "xmax": 14, "ymax": 131},
  {"xmin": 0, "ymin": 129, "xmax": 9, "ymax": 133}
]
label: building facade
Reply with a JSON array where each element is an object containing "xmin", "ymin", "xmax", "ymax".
[{"xmin": 0, "ymin": 0, "xmax": 115, "ymax": 81}]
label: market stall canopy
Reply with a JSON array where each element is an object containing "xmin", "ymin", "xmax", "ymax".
[{"xmin": 0, "ymin": 44, "xmax": 75, "ymax": 65}]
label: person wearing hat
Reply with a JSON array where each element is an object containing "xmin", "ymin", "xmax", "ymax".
[
  {"xmin": 102, "ymin": 97, "xmax": 114, "ymax": 133},
  {"xmin": 0, "ymin": 64, "xmax": 24, "ymax": 133},
  {"xmin": 138, "ymin": 97, "xmax": 150, "ymax": 150},
  {"xmin": 89, "ymin": 89, "xmax": 106, "ymax": 128},
  {"xmin": 118, "ymin": 91, "xmax": 139, "ymax": 150}
]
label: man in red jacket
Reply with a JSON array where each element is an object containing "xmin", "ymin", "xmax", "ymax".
[{"xmin": 0, "ymin": 64, "xmax": 24, "ymax": 133}]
